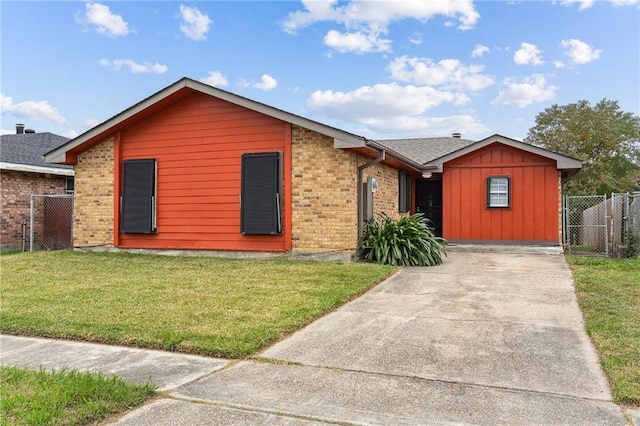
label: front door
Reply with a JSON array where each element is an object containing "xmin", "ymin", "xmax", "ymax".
[{"xmin": 416, "ymin": 179, "xmax": 443, "ymax": 237}]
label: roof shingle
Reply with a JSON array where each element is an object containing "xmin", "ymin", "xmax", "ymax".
[
  {"xmin": 1, "ymin": 132, "xmax": 72, "ymax": 170},
  {"xmin": 376, "ymin": 137, "xmax": 476, "ymax": 164}
]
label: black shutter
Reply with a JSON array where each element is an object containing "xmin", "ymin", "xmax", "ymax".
[
  {"xmin": 121, "ymin": 159, "xmax": 156, "ymax": 233},
  {"xmin": 399, "ymin": 171, "xmax": 411, "ymax": 213},
  {"xmin": 241, "ymin": 152, "xmax": 282, "ymax": 235}
]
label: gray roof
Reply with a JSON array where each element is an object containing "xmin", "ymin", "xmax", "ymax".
[
  {"xmin": 376, "ymin": 137, "xmax": 476, "ymax": 164},
  {"xmin": 1, "ymin": 132, "xmax": 72, "ymax": 170}
]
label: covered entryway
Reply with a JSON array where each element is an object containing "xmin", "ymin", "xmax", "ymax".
[{"xmin": 416, "ymin": 178, "xmax": 443, "ymax": 237}]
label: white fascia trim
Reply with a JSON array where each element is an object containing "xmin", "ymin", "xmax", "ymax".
[
  {"xmin": 45, "ymin": 77, "xmax": 370, "ymax": 163},
  {"xmin": 424, "ymin": 134, "xmax": 582, "ymax": 172},
  {"xmin": 0, "ymin": 162, "xmax": 74, "ymax": 176}
]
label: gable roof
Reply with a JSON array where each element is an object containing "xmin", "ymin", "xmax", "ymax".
[
  {"xmin": 44, "ymin": 77, "xmax": 424, "ymax": 171},
  {"xmin": 418, "ymin": 134, "xmax": 582, "ymax": 177},
  {"xmin": 1, "ymin": 132, "xmax": 73, "ymax": 176}
]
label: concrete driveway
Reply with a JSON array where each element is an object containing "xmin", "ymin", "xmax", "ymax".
[{"xmin": 116, "ymin": 245, "xmax": 627, "ymax": 425}]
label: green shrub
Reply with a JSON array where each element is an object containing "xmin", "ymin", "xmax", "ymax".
[{"xmin": 359, "ymin": 213, "xmax": 446, "ymax": 266}]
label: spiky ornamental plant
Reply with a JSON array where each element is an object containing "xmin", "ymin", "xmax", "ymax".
[{"xmin": 358, "ymin": 213, "xmax": 446, "ymax": 266}]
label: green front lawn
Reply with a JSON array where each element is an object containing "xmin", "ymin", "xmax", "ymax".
[
  {"xmin": 567, "ymin": 256, "xmax": 640, "ymax": 406},
  {"xmin": 1, "ymin": 251, "xmax": 395, "ymax": 358},
  {"xmin": 0, "ymin": 366, "xmax": 155, "ymax": 426}
]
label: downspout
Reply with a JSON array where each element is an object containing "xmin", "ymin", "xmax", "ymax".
[{"xmin": 357, "ymin": 148, "xmax": 386, "ymax": 245}]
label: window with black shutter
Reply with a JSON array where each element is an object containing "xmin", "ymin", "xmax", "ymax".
[
  {"xmin": 398, "ymin": 170, "xmax": 411, "ymax": 213},
  {"xmin": 121, "ymin": 159, "xmax": 157, "ymax": 233},
  {"xmin": 241, "ymin": 152, "xmax": 282, "ymax": 235}
]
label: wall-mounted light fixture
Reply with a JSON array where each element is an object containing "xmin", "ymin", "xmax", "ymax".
[
  {"xmin": 422, "ymin": 172, "xmax": 432, "ymax": 179},
  {"xmin": 367, "ymin": 177, "xmax": 378, "ymax": 193}
]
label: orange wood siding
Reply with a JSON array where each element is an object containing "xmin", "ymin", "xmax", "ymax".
[
  {"xmin": 116, "ymin": 92, "xmax": 291, "ymax": 251},
  {"xmin": 443, "ymin": 143, "xmax": 559, "ymax": 243}
]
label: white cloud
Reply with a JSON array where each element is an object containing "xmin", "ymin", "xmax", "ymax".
[
  {"xmin": 364, "ymin": 114, "xmax": 488, "ymax": 136},
  {"xmin": 514, "ymin": 42, "xmax": 544, "ymax": 65},
  {"xmin": 64, "ymin": 130, "xmax": 80, "ymax": 139},
  {"xmin": 409, "ymin": 32, "xmax": 423, "ymax": 45},
  {"xmin": 0, "ymin": 93, "xmax": 66, "ymax": 124},
  {"xmin": 560, "ymin": 0, "xmax": 638, "ymax": 7},
  {"xmin": 100, "ymin": 59, "xmax": 168, "ymax": 74},
  {"xmin": 324, "ymin": 29, "xmax": 391, "ymax": 53},
  {"xmin": 560, "ymin": 0, "xmax": 595, "ymax": 10},
  {"xmin": 307, "ymin": 83, "xmax": 469, "ymax": 123},
  {"xmin": 554, "ymin": 60, "xmax": 565, "ymax": 68},
  {"xmin": 471, "ymin": 44, "xmax": 490, "ymax": 58},
  {"xmin": 560, "ymin": 39, "xmax": 601, "ymax": 64},
  {"xmin": 254, "ymin": 74, "xmax": 278, "ymax": 91},
  {"xmin": 281, "ymin": 0, "xmax": 480, "ymax": 53},
  {"xmin": 240, "ymin": 74, "xmax": 278, "ymax": 91},
  {"xmin": 179, "ymin": 5, "xmax": 212, "ymax": 41},
  {"xmin": 388, "ymin": 56, "xmax": 494, "ymax": 92},
  {"xmin": 492, "ymin": 74, "xmax": 557, "ymax": 108},
  {"xmin": 200, "ymin": 71, "xmax": 229, "ymax": 87},
  {"xmin": 75, "ymin": 3, "xmax": 130, "ymax": 38},
  {"xmin": 0, "ymin": 129, "xmax": 16, "ymax": 136}
]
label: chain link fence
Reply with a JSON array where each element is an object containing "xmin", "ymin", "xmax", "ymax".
[
  {"xmin": 30, "ymin": 194, "xmax": 74, "ymax": 251},
  {"xmin": 563, "ymin": 192, "xmax": 640, "ymax": 257}
]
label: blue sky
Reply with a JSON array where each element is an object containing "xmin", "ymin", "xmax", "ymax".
[{"xmin": 1, "ymin": 0, "xmax": 638, "ymax": 142}]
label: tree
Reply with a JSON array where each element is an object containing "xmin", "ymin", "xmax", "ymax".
[{"xmin": 525, "ymin": 99, "xmax": 640, "ymax": 195}]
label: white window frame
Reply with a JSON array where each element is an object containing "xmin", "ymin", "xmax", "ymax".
[{"xmin": 487, "ymin": 176, "xmax": 510, "ymax": 208}]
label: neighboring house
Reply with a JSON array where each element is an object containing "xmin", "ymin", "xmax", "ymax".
[
  {"xmin": 1, "ymin": 126, "xmax": 73, "ymax": 250},
  {"xmin": 45, "ymin": 78, "xmax": 581, "ymax": 257}
]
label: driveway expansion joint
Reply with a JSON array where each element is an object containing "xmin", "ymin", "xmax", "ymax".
[
  {"xmin": 240, "ymin": 359, "xmax": 616, "ymax": 405},
  {"xmin": 165, "ymin": 393, "xmax": 354, "ymax": 425}
]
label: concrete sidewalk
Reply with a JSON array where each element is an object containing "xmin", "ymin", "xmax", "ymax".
[
  {"xmin": 0, "ymin": 335, "xmax": 228, "ymax": 392},
  {"xmin": 1, "ymin": 246, "xmax": 635, "ymax": 425}
]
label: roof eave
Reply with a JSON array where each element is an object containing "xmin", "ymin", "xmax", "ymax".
[
  {"xmin": 45, "ymin": 77, "xmax": 371, "ymax": 164},
  {"xmin": 0, "ymin": 161, "xmax": 74, "ymax": 176},
  {"xmin": 366, "ymin": 140, "xmax": 427, "ymax": 172},
  {"xmin": 423, "ymin": 133, "xmax": 582, "ymax": 172}
]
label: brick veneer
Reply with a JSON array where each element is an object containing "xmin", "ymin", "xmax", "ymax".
[
  {"xmin": 291, "ymin": 126, "xmax": 400, "ymax": 252},
  {"xmin": 73, "ymin": 138, "xmax": 115, "ymax": 248},
  {"xmin": 0, "ymin": 170, "xmax": 68, "ymax": 249}
]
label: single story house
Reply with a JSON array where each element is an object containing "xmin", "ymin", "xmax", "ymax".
[
  {"xmin": 45, "ymin": 77, "xmax": 581, "ymax": 257},
  {"xmin": 1, "ymin": 126, "xmax": 73, "ymax": 250}
]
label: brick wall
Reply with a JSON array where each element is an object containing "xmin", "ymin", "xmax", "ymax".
[
  {"xmin": 362, "ymin": 160, "xmax": 401, "ymax": 222},
  {"xmin": 73, "ymin": 137, "xmax": 115, "ymax": 247},
  {"xmin": 291, "ymin": 126, "xmax": 400, "ymax": 252},
  {"xmin": 0, "ymin": 170, "xmax": 67, "ymax": 250}
]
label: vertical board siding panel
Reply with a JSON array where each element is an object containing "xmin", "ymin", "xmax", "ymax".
[
  {"xmin": 533, "ymin": 166, "xmax": 546, "ymax": 240},
  {"xmin": 544, "ymin": 165, "xmax": 559, "ymax": 241},
  {"xmin": 470, "ymin": 168, "xmax": 480, "ymax": 238},
  {"xmin": 511, "ymin": 167, "xmax": 524, "ymax": 240},
  {"xmin": 523, "ymin": 167, "xmax": 538, "ymax": 240},
  {"xmin": 449, "ymin": 170, "xmax": 458, "ymax": 239},
  {"xmin": 461, "ymin": 168, "xmax": 473, "ymax": 239},
  {"xmin": 444, "ymin": 142, "xmax": 559, "ymax": 243},
  {"xmin": 117, "ymin": 92, "xmax": 289, "ymax": 251}
]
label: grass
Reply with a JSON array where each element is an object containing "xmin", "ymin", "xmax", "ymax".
[
  {"xmin": 0, "ymin": 365, "xmax": 155, "ymax": 426},
  {"xmin": 567, "ymin": 256, "xmax": 640, "ymax": 406},
  {"xmin": 1, "ymin": 251, "xmax": 395, "ymax": 358}
]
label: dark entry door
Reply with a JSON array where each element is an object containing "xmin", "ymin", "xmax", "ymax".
[{"xmin": 416, "ymin": 179, "xmax": 443, "ymax": 237}]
